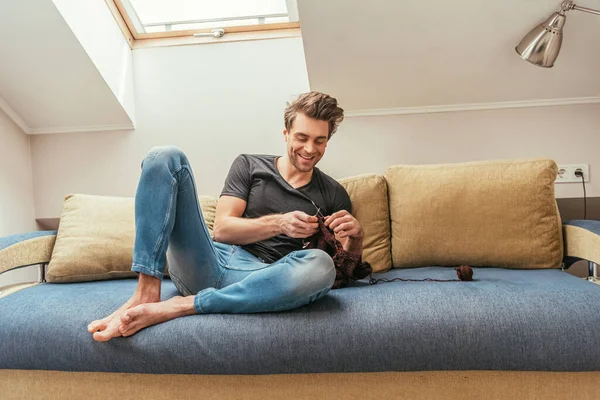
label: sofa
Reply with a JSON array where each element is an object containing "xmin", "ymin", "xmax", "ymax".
[{"xmin": 1, "ymin": 158, "xmax": 600, "ymax": 400}]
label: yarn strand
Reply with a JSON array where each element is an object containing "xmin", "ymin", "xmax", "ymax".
[{"xmin": 368, "ymin": 265, "xmax": 474, "ymax": 285}]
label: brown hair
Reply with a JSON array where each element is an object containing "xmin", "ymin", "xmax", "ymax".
[{"xmin": 284, "ymin": 91, "xmax": 344, "ymax": 139}]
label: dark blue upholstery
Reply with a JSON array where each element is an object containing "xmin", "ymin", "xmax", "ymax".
[
  {"xmin": 0, "ymin": 231, "xmax": 57, "ymax": 251},
  {"xmin": 1, "ymin": 267, "xmax": 600, "ymax": 375}
]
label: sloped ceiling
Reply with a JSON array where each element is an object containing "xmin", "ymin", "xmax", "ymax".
[
  {"xmin": 298, "ymin": 0, "xmax": 600, "ymax": 112},
  {"xmin": 0, "ymin": 0, "xmax": 133, "ymax": 134},
  {"xmin": 2, "ymin": 0, "xmax": 598, "ymax": 132}
]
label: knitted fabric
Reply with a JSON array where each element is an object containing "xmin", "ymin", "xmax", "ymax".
[{"xmin": 304, "ymin": 216, "xmax": 373, "ymax": 289}]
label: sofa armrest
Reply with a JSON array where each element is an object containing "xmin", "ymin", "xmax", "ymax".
[
  {"xmin": 0, "ymin": 231, "xmax": 57, "ymax": 275},
  {"xmin": 562, "ymin": 220, "xmax": 600, "ymax": 271}
]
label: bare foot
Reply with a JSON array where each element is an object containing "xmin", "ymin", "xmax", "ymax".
[
  {"xmin": 117, "ymin": 296, "xmax": 196, "ymax": 338},
  {"xmin": 88, "ymin": 274, "xmax": 161, "ymax": 342}
]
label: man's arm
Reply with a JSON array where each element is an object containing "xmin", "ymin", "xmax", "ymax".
[
  {"xmin": 213, "ymin": 196, "xmax": 282, "ymax": 245},
  {"xmin": 213, "ymin": 196, "xmax": 319, "ymax": 245}
]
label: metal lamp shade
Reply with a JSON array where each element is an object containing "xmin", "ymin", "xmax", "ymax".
[{"xmin": 516, "ymin": 12, "xmax": 567, "ymax": 67}]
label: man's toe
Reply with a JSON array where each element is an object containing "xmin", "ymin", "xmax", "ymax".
[
  {"xmin": 118, "ymin": 323, "xmax": 130, "ymax": 334},
  {"xmin": 120, "ymin": 313, "xmax": 133, "ymax": 325},
  {"xmin": 120, "ymin": 322, "xmax": 143, "ymax": 337},
  {"xmin": 88, "ymin": 320, "xmax": 107, "ymax": 333},
  {"xmin": 122, "ymin": 328, "xmax": 137, "ymax": 337},
  {"xmin": 123, "ymin": 304, "xmax": 145, "ymax": 321},
  {"xmin": 92, "ymin": 330, "xmax": 115, "ymax": 342}
]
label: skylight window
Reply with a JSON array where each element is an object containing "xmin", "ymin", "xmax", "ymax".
[{"xmin": 113, "ymin": 0, "xmax": 299, "ymax": 39}]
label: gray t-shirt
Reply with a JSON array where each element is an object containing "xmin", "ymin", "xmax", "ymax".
[{"xmin": 220, "ymin": 154, "xmax": 352, "ymax": 263}]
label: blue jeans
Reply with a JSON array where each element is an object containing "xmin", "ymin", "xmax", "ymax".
[{"xmin": 131, "ymin": 146, "xmax": 336, "ymax": 314}]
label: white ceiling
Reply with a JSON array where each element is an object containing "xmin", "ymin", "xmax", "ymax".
[
  {"xmin": 0, "ymin": 0, "xmax": 132, "ymax": 133},
  {"xmin": 298, "ymin": 0, "xmax": 600, "ymax": 111}
]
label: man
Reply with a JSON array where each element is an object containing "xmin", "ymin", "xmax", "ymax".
[{"xmin": 87, "ymin": 91, "xmax": 364, "ymax": 342}]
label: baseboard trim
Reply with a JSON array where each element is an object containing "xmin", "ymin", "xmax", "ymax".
[
  {"xmin": 28, "ymin": 123, "xmax": 135, "ymax": 135},
  {"xmin": 345, "ymin": 97, "xmax": 600, "ymax": 117}
]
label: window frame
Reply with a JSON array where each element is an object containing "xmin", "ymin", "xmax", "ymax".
[{"xmin": 106, "ymin": 0, "xmax": 300, "ymax": 47}]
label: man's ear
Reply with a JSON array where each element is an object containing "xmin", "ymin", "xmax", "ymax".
[{"xmin": 283, "ymin": 129, "xmax": 288, "ymax": 142}]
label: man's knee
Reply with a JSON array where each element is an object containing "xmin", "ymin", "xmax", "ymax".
[
  {"xmin": 309, "ymin": 249, "xmax": 336, "ymax": 285},
  {"xmin": 142, "ymin": 146, "xmax": 188, "ymax": 169},
  {"xmin": 288, "ymin": 249, "xmax": 336, "ymax": 292}
]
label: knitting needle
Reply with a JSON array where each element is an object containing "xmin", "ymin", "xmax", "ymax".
[{"xmin": 309, "ymin": 199, "xmax": 325, "ymax": 218}]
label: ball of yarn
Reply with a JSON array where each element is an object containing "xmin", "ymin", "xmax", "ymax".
[{"xmin": 455, "ymin": 265, "xmax": 473, "ymax": 281}]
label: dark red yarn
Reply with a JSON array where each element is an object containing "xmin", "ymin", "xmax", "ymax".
[
  {"xmin": 303, "ymin": 216, "xmax": 474, "ymax": 288},
  {"xmin": 455, "ymin": 265, "xmax": 473, "ymax": 281},
  {"xmin": 304, "ymin": 216, "xmax": 372, "ymax": 289},
  {"xmin": 368, "ymin": 265, "xmax": 474, "ymax": 284}
]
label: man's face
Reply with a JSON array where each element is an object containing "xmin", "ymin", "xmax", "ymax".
[{"xmin": 284, "ymin": 113, "xmax": 329, "ymax": 173}]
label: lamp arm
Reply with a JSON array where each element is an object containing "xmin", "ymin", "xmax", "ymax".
[
  {"xmin": 562, "ymin": 1, "xmax": 600, "ymax": 16},
  {"xmin": 573, "ymin": 4, "xmax": 600, "ymax": 16}
]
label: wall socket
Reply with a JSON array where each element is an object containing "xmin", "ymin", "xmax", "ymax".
[{"xmin": 555, "ymin": 164, "xmax": 590, "ymax": 183}]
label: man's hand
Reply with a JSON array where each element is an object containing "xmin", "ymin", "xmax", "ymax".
[
  {"xmin": 324, "ymin": 210, "xmax": 363, "ymax": 240},
  {"xmin": 325, "ymin": 210, "xmax": 363, "ymax": 255},
  {"xmin": 279, "ymin": 211, "xmax": 319, "ymax": 238}
]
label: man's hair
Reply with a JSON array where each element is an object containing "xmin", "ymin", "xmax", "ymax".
[{"xmin": 284, "ymin": 91, "xmax": 344, "ymax": 139}]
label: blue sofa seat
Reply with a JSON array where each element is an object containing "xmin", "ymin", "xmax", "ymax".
[{"xmin": 1, "ymin": 266, "xmax": 600, "ymax": 375}]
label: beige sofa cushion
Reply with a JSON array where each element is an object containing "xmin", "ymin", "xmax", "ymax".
[
  {"xmin": 338, "ymin": 174, "xmax": 392, "ymax": 273},
  {"xmin": 384, "ymin": 158, "xmax": 563, "ymax": 269},
  {"xmin": 198, "ymin": 195, "xmax": 217, "ymax": 234},
  {"xmin": 47, "ymin": 194, "xmax": 217, "ymax": 283}
]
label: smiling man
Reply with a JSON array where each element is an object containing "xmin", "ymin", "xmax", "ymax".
[{"xmin": 87, "ymin": 91, "xmax": 364, "ymax": 342}]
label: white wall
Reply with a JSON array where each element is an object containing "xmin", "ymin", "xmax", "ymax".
[
  {"xmin": 52, "ymin": 0, "xmax": 135, "ymax": 123},
  {"xmin": 0, "ymin": 108, "xmax": 38, "ymax": 286},
  {"xmin": 319, "ymin": 103, "xmax": 600, "ymax": 200},
  {"xmin": 31, "ymin": 37, "xmax": 310, "ymax": 218},
  {"xmin": 30, "ymin": 33, "xmax": 599, "ymax": 219},
  {"xmin": 30, "ymin": 36, "xmax": 600, "ymax": 218}
]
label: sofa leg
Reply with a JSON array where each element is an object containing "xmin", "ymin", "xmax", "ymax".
[
  {"xmin": 38, "ymin": 263, "xmax": 47, "ymax": 283},
  {"xmin": 587, "ymin": 261, "xmax": 598, "ymax": 283}
]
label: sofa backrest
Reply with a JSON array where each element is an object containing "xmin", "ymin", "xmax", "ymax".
[
  {"xmin": 383, "ymin": 158, "xmax": 563, "ymax": 269},
  {"xmin": 44, "ymin": 158, "xmax": 564, "ymax": 285}
]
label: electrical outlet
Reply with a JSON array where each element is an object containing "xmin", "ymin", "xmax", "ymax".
[
  {"xmin": 570, "ymin": 164, "xmax": 590, "ymax": 182},
  {"xmin": 556, "ymin": 166, "xmax": 569, "ymax": 182},
  {"xmin": 555, "ymin": 164, "xmax": 590, "ymax": 183}
]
